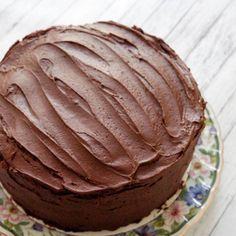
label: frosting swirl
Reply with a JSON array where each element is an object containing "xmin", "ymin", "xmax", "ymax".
[{"xmin": 0, "ymin": 22, "xmax": 205, "ymax": 194}]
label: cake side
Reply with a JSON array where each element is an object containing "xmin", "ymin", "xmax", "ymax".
[
  {"xmin": 0, "ymin": 129, "xmax": 201, "ymax": 231},
  {"xmin": 0, "ymin": 21, "xmax": 205, "ymax": 232}
]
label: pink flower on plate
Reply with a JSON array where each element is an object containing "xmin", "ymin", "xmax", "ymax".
[
  {"xmin": 0, "ymin": 198, "xmax": 27, "ymax": 224},
  {"xmin": 163, "ymin": 201, "xmax": 189, "ymax": 226},
  {"xmin": 189, "ymin": 154, "xmax": 211, "ymax": 179}
]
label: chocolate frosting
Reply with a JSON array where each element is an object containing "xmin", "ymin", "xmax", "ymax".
[{"xmin": 0, "ymin": 21, "xmax": 205, "ymax": 195}]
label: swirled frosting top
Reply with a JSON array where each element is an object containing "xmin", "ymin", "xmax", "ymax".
[{"xmin": 0, "ymin": 21, "xmax": 205, "ymax": 194}]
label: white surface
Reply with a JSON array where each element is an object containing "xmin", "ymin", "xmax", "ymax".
[{"xmin": 0, "ymin": 0, "xmax": 235, "ymax": 235}]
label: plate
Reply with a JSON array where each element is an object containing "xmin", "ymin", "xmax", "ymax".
[{"xmin": 0, "ymin": 107, "xmax": 223, "ymax": 236}]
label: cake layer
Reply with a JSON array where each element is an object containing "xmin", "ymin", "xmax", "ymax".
[{"xmin": 0, "ymin": 21, "xmax": 205, "ymax": 231}]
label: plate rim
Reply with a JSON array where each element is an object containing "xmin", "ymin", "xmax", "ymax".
[{"xmin": 173, "ymin": 105, "xmax": 224, "ymax": 236}]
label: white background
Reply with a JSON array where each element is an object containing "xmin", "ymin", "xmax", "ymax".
[{"xmin": 0, "ymin": 0, "xmax": 236, "ymax": 235}]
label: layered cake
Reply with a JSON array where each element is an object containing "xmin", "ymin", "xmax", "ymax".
[{"xmin": 0, "ymin": 21, "xmax": 205, "ymax": 232}]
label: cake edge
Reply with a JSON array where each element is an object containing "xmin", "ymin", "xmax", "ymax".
[{"xmin": 0, "ymin": 165, "xmax": 190, "ymax": 236}]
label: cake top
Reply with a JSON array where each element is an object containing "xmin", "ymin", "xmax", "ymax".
[{"xmin": 0, "ymin": 21, "xmax": 205, "ymax": 194}]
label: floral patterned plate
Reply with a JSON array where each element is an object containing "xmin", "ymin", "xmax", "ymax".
[{"xmin": 0, "ymin": 107, "xmax": 223, "ymax": 236}]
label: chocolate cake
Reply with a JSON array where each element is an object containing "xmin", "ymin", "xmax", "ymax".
[{"xmin": 0, "ymin": 21, "xmax": 205, "ymax": 232}]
